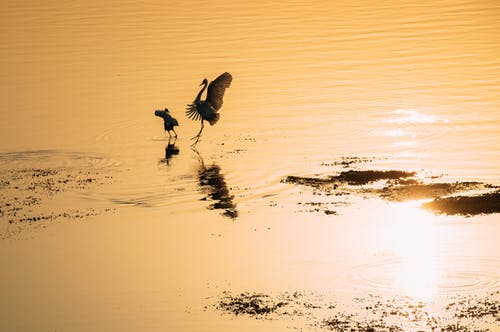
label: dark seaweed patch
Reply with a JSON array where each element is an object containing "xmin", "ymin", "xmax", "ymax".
[
  {"xmin": 422, "ymin": 191, "xmax": 500, "ymax": 216},
  {"xmin": 321, "ymin": 156, "xmax": 376, "ymax": 168},
  {"xmin": 217, "ymin": 292, "xmax": 288, "ymax": 316},
  {"xmin": 377, "ymin": 182, "xmax": 484, "ymax": 202},
  {"xmin": 439, "ymin": 323, "xmax": 489, "ymax": 332},
  {"xmin": 284, "ymin": 170, "xmax": 416, "ymax": 187},
  {"xmin": 214, "ymin": 291, "xmax": 332, "ymax": 319},
  {"xmin": 284, "ymin": 167, "xmax": 499, "ymax": 216},
  {"xmin": 214, "ymin": 291, "xmax": 499, "ymax": 331},
  {"xmin": 336, "ymin": 170, "xmax": 416, "ymax": 185},
  {"xmin": 296, "ymin": 201, "xmax": 348, "ymax": 215},
  {"xmin": 0, "ymin": 166, "xmax": 114, "ymax": 237},
  {"xmin": 321, "ymin": 313, "xmax": 402, "ymax": 332},
  {"xmin": 446, "ymin": 291, "xmax": 500, "ymax": 321},
  {"xmin": 283, "ymin": 175, "xmax": 335, "ymax": 187}
]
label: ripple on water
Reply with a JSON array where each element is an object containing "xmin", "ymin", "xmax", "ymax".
[
  {"xmin": 0, "ymin": 150, "xmax": 122, "ymax": 170},
  {"xmin": 352, "ymin": 257, "xmax": 500, "ymax": 297}
]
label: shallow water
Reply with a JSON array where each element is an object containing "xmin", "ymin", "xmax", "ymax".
[{"xmin": 1, "ymin": 1, "xmax": 500, "ymax": 331}]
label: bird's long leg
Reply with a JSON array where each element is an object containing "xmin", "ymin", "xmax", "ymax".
[
  {"xmin": 191, "ymin": 120, "xmax": 204, "ymax": 144},
  {"xmin": 172, "ymin": 129, "xmax": 178, "ymax": 138},
  {"xmin": 167, "ymin": 130, "xmax": 172, "ymax": 139}
]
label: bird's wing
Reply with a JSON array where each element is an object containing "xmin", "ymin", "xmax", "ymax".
[
  {"xmin": 186, "ymin": 102, "xmax": 201, "ymax": 121},
  {"xmin": 207, "ymin": 72, "xmax": 232, "ymax": 111}
]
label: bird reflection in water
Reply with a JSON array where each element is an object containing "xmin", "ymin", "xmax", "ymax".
[
  {"xmin": 159, "ymin": 138, "xmax": 180, "ymax": 165},
  {"xmin": 194, "ymin": 149, "xmax": 238, "ymax": 219}
]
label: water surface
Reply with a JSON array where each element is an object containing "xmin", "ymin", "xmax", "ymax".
[{"xmin": 1, "ymin": 1, "xmax": 499, "ymax": 331}]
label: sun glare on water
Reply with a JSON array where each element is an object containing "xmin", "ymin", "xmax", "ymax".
[
  {"xmin": 379, "ymin": 203, "xmax": 443, "ymax": 300},
  {"xmin": 384, "ymin": 109, "xmax": 449, "ymax": 125}
]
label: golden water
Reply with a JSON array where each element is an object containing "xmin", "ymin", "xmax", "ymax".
[{"xmin": 1, "ymin": 1, "xmax": 499, "ymax": 331}]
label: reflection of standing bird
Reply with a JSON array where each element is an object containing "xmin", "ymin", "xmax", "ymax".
[
  {"xmin": 162, "ymin": 140, "xmax": 180, "ymax": 165},
  {"xmin": 155, "ymin": 108, "xmax": 179, "ymax": 138},
  {"xmin": 186, "ymin": 72, "xmax": 233, "ymax": 145},
  {"xmin": 192, "ymin": 148, "xmax": 238, "ymax": 219}
]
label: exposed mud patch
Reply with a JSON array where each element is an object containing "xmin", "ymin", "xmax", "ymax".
[
  {"xmin": 0, "ymin": 151, "xmax": 116, "ymax": 238},
  {"xmin": 336, "ymin": 170, "xmax": 417, "ymax": 186},
  {"xmin": 446, "ymin": 291, "xmax": 500, "ymax": 322},
  {"xmin": 217, "ymin": 292, "xmax": 288, "ymax": 316},
  {"xmin": 284, "ymin": 170, "xmax": 415, "ymax": 187},
  {"xmin": 284, "ymin": 163, "xmax": 499, "ymax": 216},
  {"xmin": 321, "ymin": 313, "xmax": 403, "ymax": 331},
  {"xmin": 297, "ymin": 201, "xmax": 350, "ymax": 215},
  {"xmin": 214, "ymin": 291, "xmax": 333, "ymax": 319},
  {"xmin": 213, "ymin": 291, "xmax": 500, "ymax": 331},
  {"xmin": 320, "ymin": 156, "xmax": 377, "ymax": 168},
  {"xmin": 375, "ymin": 182, "xmax": 485, "ymax": 202},
  {"xmin": 422, "ymin": 191, "xmax": 500, "ymax": 216}
]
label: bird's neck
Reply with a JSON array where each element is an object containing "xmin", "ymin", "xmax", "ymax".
[{"xmin": 195, "ymin": 81, "xmax": 208, "ymax": 103}]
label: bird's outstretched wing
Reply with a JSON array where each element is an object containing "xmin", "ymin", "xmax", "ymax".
[
  {"xmin": 207, "ymin": 72, "xmax": 232, "ymax": 111},
  {"xmin": 186, "ymin": 103, "xmax": 201, "ymax": 121}
]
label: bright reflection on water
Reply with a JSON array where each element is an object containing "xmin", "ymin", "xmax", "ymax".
[
  {"xmin": 384, "ymin": 109, "xmax": 449, "ymax": 125},
  {"xmin": 353, "ymin": 201, "xmax": 499, "ymax": 303},
  {"xmin": 382, "ymin": 204, "xmax": 441, "ymax": 300}
]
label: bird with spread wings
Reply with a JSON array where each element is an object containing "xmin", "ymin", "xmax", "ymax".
[{"xmin": 186, "ymin": 72, "xmax": 233, "ymax": 145}]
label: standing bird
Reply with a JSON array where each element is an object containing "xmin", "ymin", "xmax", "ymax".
[
  {"xmin": 186, "ymin": 72, "xmax": 233, "ymax": 145},
  {"xmin": 154, "ymin": 108, "xmax": 179, "ymax": 138}
]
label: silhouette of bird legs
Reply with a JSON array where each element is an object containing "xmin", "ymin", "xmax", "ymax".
[
  {"xmin": 191, "ymin": 120, "xmax": 204, "ymax": 146},
  {"xmin": 167, "ymin": 129, "xmax": 178, "ymax": 139},
  {"xmin": 168, "ymin": 136, "xmax": 177, "ymax": 145}
]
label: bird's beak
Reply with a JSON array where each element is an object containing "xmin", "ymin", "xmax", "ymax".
[{"xmin": 199, "ymin": 81, "xmax": 204, "ymax": 86}]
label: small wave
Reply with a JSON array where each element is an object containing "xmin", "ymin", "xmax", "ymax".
[
  {"xmin": 0, "ymin": 150, "xmax": 122, "ymax": 170},
  {"xmin": 352, "ymin": 256, "xmax": 499, "ymax": 295}
]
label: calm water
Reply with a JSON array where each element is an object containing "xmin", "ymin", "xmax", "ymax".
[{"xmin": 1, "ymin": 1, "xmax": 499, "ymax": 331}]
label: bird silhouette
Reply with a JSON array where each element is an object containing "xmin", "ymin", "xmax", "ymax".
[
  {"xmin": 154, "ymin": 108, "xmax": 179, "ymax": 138},
  {"xmin": 186, "ymin": 72, "xmax": 233, "ymax": 145}
]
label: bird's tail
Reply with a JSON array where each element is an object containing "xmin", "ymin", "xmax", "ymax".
[{"xmin": 207, "ymin": 112, "xmax": 220, "ymax": 126}]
